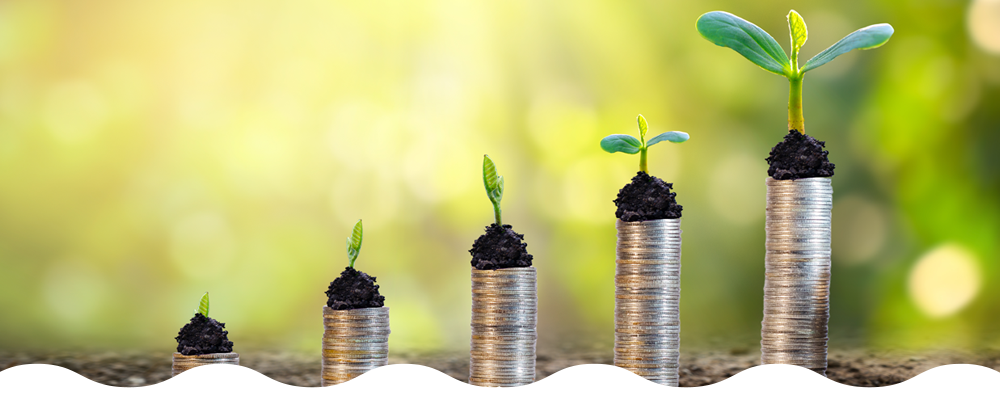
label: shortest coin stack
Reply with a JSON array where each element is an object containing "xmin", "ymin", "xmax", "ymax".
[
  {"xmin": 173, "ymin": 353, "xmax": 240, "ymax": 388},
  {"xmin": 614, "ymin": 218, "xmax": 682, "ymax": 386},
  {"xmin": 470, "ymin": 267, "xmax": 537, "ymax": 387},
  {"xmin": 322, "ymin": 306, "xmax": 390, "ymax": 386}
]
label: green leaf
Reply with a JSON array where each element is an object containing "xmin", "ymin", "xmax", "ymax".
[
  {"xmin": 636, "ymin": 114, "xmax": 648, "ymax": 140},
  {"xmin": 646, "ymin": 131, "xmax": 690, "ymax": 147},
  {"xmin": 600, "ymin": 134, "xmax": 642, "ymax": 154},
  {"xmin": 197, "ymin": 292, "xmax": 209, "ymax": 318},
  {"xmin": 495, "ymin": 175, "xmax": 504, "ymax": 203},
  {"xmin": 787, "ymin": 10, "xmax": 807, "ymax": 57},
  {"xmin": 802, "ymin": 23, "xmax": 893, "ymax": 73},
  {"xmin": 347, "ymin": 219, "xmax": 362, "ymax": 267},
  {"xmin": 697, "ymin": 11, "xmax": 791, "ymax": 76},
  {"xmin": 483, "ymin": 155, "xmax": 499, "ymax": 198},
  {"xmin": 350, "ymin": 219, "xmax": 363, "ymax": 251}
]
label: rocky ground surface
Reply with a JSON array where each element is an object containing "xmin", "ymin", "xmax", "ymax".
[{"xmin": 1, "ymin": 347, "xmax": 998, "ymax": 387}]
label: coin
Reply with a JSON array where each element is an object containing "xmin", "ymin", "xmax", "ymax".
[
  {"xmin": 761, "ymin": 177, "xmax": 832, "ymax": 375},
  {"xmin": 171, "ymin": 353, "xmax": 240, "ymax": 388},
  {"xmin": 469, "ymin": 267, "xmax": 537, "ymax": 387},
  {"xmin": 614, "ymin": 218, "xmax": 681, "ymax": 387},
  {"xmin": 321, "ymin": 306, "xmax": 391, "ymax": 386}
]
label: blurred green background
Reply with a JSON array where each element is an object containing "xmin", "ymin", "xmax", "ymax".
[{"xmin": 0, "ymin": 0, "xmax": 998, "ymax": 354}]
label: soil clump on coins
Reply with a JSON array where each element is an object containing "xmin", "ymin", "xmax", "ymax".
[
  {"xmin": 765, "ymin": 130, "xmax": 836, "ymax": 180},
  {"xmin": 614, "ymin": 171, "xmax": 682, "ymax": 221},
  {"xmin": 469, "ymin": 224, "xmax": 533, "ymax": 270},
  {"xmin": 325, "ymin": 266, "xmax": 385, "ymax": 310},
  {"xmin": 175, "ymin": 313, "xmax": 234, "ymax": 355}
]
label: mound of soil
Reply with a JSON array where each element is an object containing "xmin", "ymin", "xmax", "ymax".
[
  {"xmin": 469, "ymin": 224, "xmax": 533, "ymax": 270},
  {"xmin": 613, "ymin": 171, "xmax": 683, "ymax": 221},
  {"xmin": 175, "ymin": 313, "xmax": 234, "ymax": 355},
  {"xmin": 325, "ymin": 266, "xmax": 385, "ymax": 310},
  {"xmin": 766, "ymin": 130, "xmax": 836, "ymax": 180}
]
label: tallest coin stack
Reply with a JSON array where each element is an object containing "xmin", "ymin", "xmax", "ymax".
[
  {"xmin": 614, "ymin": 218, "xmax": 682, "ymax": 386},
  {"xmin": 762, "ymin": 177, "xmax": 833, "ymax": 375}
]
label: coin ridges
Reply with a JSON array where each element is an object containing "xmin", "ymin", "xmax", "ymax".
[
  {"xmin": 469, "ymin": 267, "xmax": 537, "ymax": 387},
  {"xmin": 321, "ymin": 306, "xmax": 391, "ymax": 386},
  {"xmin": 761, "ymin": 177, "xmax": 831, "ymax": 375},
  {"xmin": 614, "ymin": 218, "xmax": 681, "ymax": 386},
  {"xmin": 171, "ymin": 353, "xmax": 240, "ymax": 388}
]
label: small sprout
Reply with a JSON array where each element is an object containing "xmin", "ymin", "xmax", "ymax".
[
  {"xmin": 196, "ymin": 292, "xmax": 210, "ymax": 318},
  {"xmin": 600, "ymin": 114, "xmax": 689, "ymax": 173},
  {"xmin": 482, "ymin": 155, "xmax": 504, "ymax": 226},
  {"xmin": 697, "ymin": 10, "xmax": 893, "ymax": 133},
  {"xmin": 346, "ymin": 219, "xmax": 363, "ymax": 268}
]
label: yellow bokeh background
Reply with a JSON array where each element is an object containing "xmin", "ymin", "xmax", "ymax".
[{"xmin": 0, "ymin": 0, "xmax": 998, "ymax": 354}]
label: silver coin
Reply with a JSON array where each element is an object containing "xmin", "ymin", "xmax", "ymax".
[
  {"xmin": 469, "ymin": 267, "xmax": 537, "ymax": 387},
  {"xmin": 614, "ymin": 218, "xmax": 682, "ymax": 387},
  {"xmin": 761, "ymin": 177, "xmax": 831, "ymax": 376},
  {"xmin": 320, "ymin": 306, "xmax": 390, "ymax": 386},
  {"xmin": 171, "ymin": 353, "xmax": 240, "ymax": 388}
]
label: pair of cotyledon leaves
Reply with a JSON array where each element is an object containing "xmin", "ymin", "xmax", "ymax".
[
  {"xmin": 600, "ymin": 114, "xmax": 689, "ymax": 155},
  {"xmin": 696, "ymin": 10, "xmax": 894, "ymax": 78}
]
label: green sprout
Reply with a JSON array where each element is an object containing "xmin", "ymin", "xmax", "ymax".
[
  {"xmin": 346, "ymin": 219, "xmax": 363, "ymax": 268},
  {"xmin": 696, "ymin": 10, "xmax": 893, "ymax": 134},
  {"xmin": 600, "ymin": 114, "xmax": 689, "ymax": 173},
  {"xmin": 482, "ymin": 155, "xmax": 504, "ymax": 226},
  {"xmin": 196, "ymin": 292, "xmax": 209, "ymax": 317}
]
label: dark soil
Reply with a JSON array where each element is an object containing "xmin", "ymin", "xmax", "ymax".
[
  {"xmin": 3, "ymin": 348, "xmax": 998, "ymax": 387},
  {"xmin": 613, "ymin": 172, "xmax": 682, "ymax": 221},
  {"xmin": 765, "ymin": 130, "xmax": 836, "ymax": 180},
  {"xmin": 174, "ymin": 313, "xmax": 234, "ymax": 356},
  {"xmin": 325, "ymin": 266, "xmax": 385, "ymax": 310},
  {"xmin": 469, "ymin": 224, "xmax": 533, "ymax": 270}
]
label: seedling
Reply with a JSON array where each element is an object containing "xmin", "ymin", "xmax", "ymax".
[
  {"xmin": 482, "ymin": 155, "xmax": 504, "ymax": 226},
  {"xmin": 600, "ymin": 115, "xmax": 689, "ymax": 173},
  {"xmin": 346, "ymin": 219, "xmax": 363, "ymax": 268},
  {"xmin": 195, "ymin": 292, "xmax": 209, "ymax": 317},
  {"xmin": 696, "ymin": 10, "xmax": 893, "ymax": 134}
]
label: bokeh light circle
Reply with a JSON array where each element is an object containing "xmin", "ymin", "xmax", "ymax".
[
  {"xmin": 968, "ymin": 0, "xmax": 1000, "ymax": 54},
  {"xmin": 908, "ymin": 244, "xmax": 981, "ymax": 318}
]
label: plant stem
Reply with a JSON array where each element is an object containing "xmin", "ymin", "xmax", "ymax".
[
  {"xmin": 639, "ymin": 147, "xmax": 648, "ymax": 173},
  {"xmin": 788, "ymin": 75, "xmax": 804, "ymax": 133},
  {"xmin": 493, "ymin": 204, "xmax": 502, "ymax": 226}
]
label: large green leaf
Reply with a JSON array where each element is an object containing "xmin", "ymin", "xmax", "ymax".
[
  {"xmin": 197, "ymin": 292, "xmax": 209, "ymax": 317},
  {"xmin": 802, "ymin": 23, "xmax": 893, "ymax": 73},
  {"xmin": 787, "ymin": 10, "xmax": 807, "ymax": 60},
  {"xmin": 600, "ymin": 134, "xmax": 641, "ymax": 154},
  {"xmin": 646, "ymin": 131, "xmax": 690, "ymax": 147},
  {"xmin": 697, "ymin": 11, "xmax": 791, "ymax": 76}
]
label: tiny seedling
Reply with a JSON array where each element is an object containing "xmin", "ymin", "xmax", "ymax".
[
  {"xmin": 482, "ymin": 155, "xmax": 504, "ymax": 226},
  {"xmin": 600, "ymin": 114, "xmax": 689, "ymax": 173},
  {"xmin": 346, "ymin": 219, "xmax": 363, "ymax": 268},
  {"xmin": 696, "ymin": 10, "xmax": 893, "ymax": 134},
  {"xmin": 196, "ymin": 292, "xmax": 210, "ymax": 317}
]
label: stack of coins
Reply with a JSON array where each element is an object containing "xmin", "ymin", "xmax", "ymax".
[
  {"xmin": 614, "ymin": 218, "xmax": 682, "ymax": 386},
  {"xmin": 321, "ymin": 306, "xmax": 390, "ymax": 386},
  {"xmin": 173, "ymin": 353, "xmax": 240, "ymax": 388},
  {"xmin": 762, "ymin": 177, "xmax": 832, "ymax": 376},
  {"xmin": 470, "ymin": 267, "xmax": 537, "ymax": 387}
]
